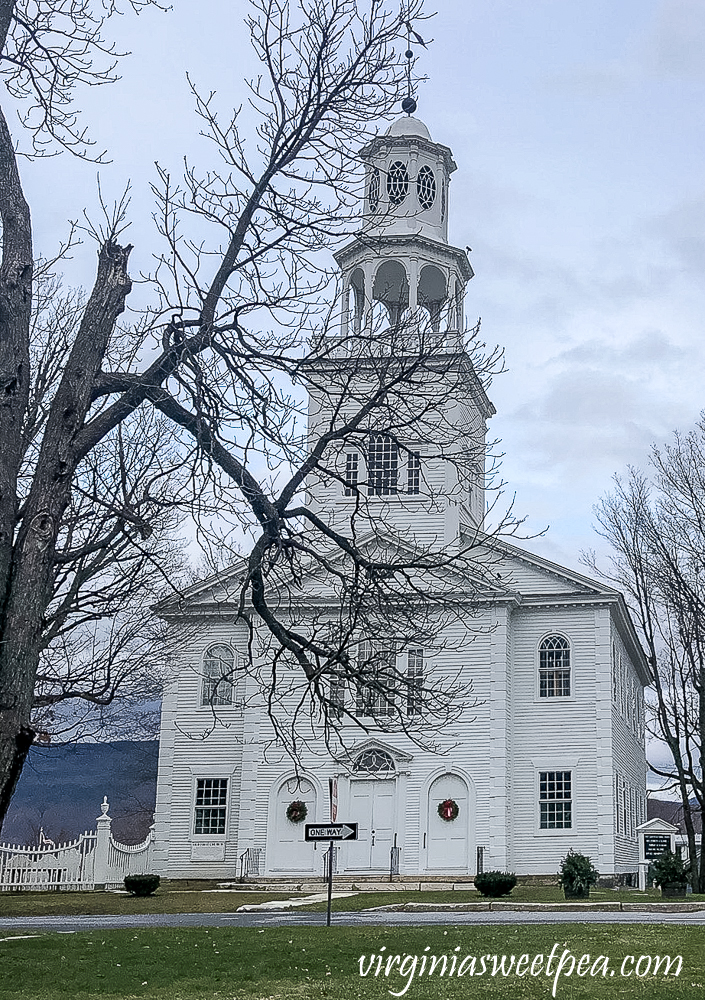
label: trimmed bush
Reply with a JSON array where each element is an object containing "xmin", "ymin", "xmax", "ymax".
[
  {"xmin": 650, "ymin": 851, "xmax": 687, "ymax": 889},
  {"xmin": 558, "ymin": 850, "xmax": 598, "ymax": 898},
  {"xmin": 124, "ymin": 874, "xmax": 161, "ymax": 897},
  {"xmin": 473, "ymin": 870, "xmax": 517, "ymax": 897}
]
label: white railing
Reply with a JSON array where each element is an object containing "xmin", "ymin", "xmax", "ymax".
[
  {"xmin": 0, "ymin": 831, "xmax": 96, "ymax": 891},
  {"xmin": 0, "ymin": 797, "xmax": 153, "ymax": 892},
  {"xmin": 105, "ymin": 832, "xmax": 154, "ymax": 888}
]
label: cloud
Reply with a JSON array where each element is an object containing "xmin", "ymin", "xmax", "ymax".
[
  {"xmin": 645, "ymin": 197, "xmax": 705, "ymax": 273},
  {"xmin": 539, "ymin": 0, "xmax": 705, "ymax": 97},
  {"xmin": 498, "ymin": 330, "xmax": 703, "ymax": 485},
  {"xmin": 642, "ymin": 0, "xmax": 705, "ymax": 78},
  {"xmin": 553, "ymin": 330, "xmax": 688, "ymax": 370}
]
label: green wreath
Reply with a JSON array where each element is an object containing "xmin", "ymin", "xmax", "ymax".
[
  {"xmin": 438, "ymin": 798, "xmax": 459, "ymax": 822},
  {"xmin": 286, "ymin": 800, "xmax": 308, "ymax": 823}
]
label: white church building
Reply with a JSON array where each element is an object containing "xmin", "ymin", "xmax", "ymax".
[{"xmin": 152, "ymin": 113, "xmax": 650, "ymax": 881}]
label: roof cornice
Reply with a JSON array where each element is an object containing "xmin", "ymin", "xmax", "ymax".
[
  {"xmin": 358, "ymin": 133, "xmax": 457, "ymax": 174},
  {"xmin": 334, "ymin": 233, "xmax": 473, "ymax": 281}
]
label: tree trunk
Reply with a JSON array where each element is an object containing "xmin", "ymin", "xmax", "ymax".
[
  {"xmin": 0, "ymin": 93, "xmax": 34, "ymax": 837},
  {"xmin": 0, "ymin": 238, "xmax": 132, "ymax": 833}
]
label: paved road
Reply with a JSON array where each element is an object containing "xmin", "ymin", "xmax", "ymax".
[{"xmin": 1, "ymin": 909, "xmax": 705, "ymax": 933}]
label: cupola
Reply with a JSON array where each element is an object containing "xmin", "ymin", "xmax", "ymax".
[
  {"xmin": 334, "ymin": 114, "xmax": 473, "ymax": 346},
  {"xmin": 361, "ymin": 116, "xmax": 454, "ymax": 243}
]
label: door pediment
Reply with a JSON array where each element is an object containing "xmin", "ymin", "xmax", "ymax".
[{"xmin": 338, "ymin": 738, "xmax": 413, "ymax": 774}]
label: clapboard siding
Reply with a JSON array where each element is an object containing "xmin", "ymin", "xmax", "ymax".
[
  {"xmin": 509, "ymin": 606, "xmax": 603, "ymax": 872},
  {"xmin": 610, "ymin": 627, "xmax": 646, "ymax": 871},
  {"xmin": 153, "ymin": 549, "xmax": 649, "ymax": 877},
  {"xmin": 305, "ymin": 381, "xmax": 485, "ymax": 548},
  {"xmin": 152, "ymin": 622, "xmax": 251, "ymax": 878}
]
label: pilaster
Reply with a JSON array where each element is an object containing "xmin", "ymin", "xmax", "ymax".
[{"xmin": 488, "ymin": 606, "xmax": 510, "ymax": 870}]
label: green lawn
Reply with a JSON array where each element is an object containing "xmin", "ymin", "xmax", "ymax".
[
  {"xmin": 0, "ymin": 925, "xmax": 700, "ymax": 1000},
  {"xmin": 1, "ymin": 882, "xmax": 703, "ymax": 917},
  {"xmin": 0, "ymin": 888, "xmax": 303, "ymax": 918},
  {"xmin": 302, "ymin": 885, "xmax": 705, "ymax": 911}
]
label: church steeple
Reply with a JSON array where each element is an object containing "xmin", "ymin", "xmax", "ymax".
[{"xmin": 307, "ymin": 112, "xmax": 494, "ymax": 546}]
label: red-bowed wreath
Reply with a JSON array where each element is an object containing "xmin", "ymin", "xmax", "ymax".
[
  {"xmin": 438, "ymin": 798, "xmax": 459, "ymax": 822},
  {"xmin": 286, "ymin": 800, "xmax": 308, "ymax": 823}
]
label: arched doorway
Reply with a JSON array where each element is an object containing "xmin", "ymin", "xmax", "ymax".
[
  {"xmin": 426, "ymin": 773, "xmax": 470, "ymax": 872},
  {"xmin": 268, "ymin": 776, "xmax": 318, "ymax": 873}
]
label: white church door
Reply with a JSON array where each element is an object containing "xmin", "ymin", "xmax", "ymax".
[
  {"xmin": 426, "ymin": 774, "xmax": 470, "ymax": 872},
  {"xmin": 268, "ymin": 777, "xmax": 318, "ymax": 873},
  {"xmin": 346, "ymin": 780, "xmax": 396, "ymax": 871}
]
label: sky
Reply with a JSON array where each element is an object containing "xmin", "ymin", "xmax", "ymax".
[{"xmin": 19, "ymin": 0, "xmax": 705, "ymax": 576}]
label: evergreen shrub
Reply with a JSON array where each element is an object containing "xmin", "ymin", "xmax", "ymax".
[
  {"xmin": 124, "ymin": 874, "xmax": 161, "ymax": 897},
  {"xmin": 558, "ymin": 850, "xmax": 598, "ymax": 898},
  {"xmin": 650, "ymin": 851, "xmax": 687, "ymax": 889},
  {"xmin": 473, "ymin": 870, "xmax": 517, "ymax": 897}
]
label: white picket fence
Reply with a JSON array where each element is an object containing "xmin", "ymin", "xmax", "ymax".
[{"xmin": 0, "ymin": 797, "xmax": 153, "ymax": 891}]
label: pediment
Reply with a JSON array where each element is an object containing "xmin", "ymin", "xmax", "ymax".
[
  {"xmin": 636, "ymin": 817, "xmax": 679, "ymax": 834},
  {"xmin": 157, "ymin": 530, "xmax": 505, "ymax": 618},
  {"xmin": 335, "ymin": 737, "xmax": 414, "ymax": 773},
  {"xmin": 156, "ymin": 526, "xmax": 618, "ymax": 620},
  {"xmin": 153, "ymin": 558, "xmax": 248, "ymax": 617},
  {"xmin": 469, "ymin": 534, "xmax": 615, "ymax": 599}
]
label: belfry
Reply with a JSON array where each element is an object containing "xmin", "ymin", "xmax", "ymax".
[{"xmin": 336, "ymin": 114, "xmax": 472, "ymax": 343}]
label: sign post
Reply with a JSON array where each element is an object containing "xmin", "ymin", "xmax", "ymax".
[
  {"xmin": 304, "ymin": 822, "xmax": 358, "ymax": 926},
  {"xmin": 327, "ymin": 780, "xmax": 336, "ymax": 926},
  {"xmin": 326, "ymin": 837, "xmax": 334, "ymax": 927}
]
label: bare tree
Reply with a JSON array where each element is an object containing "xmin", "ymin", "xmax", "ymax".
[
  {"xmin": 162, "ymin": 314, "xmax": 511, "ymax": 762},
  {"xmin": 24, "ymin": 276, "xmax": 192, "ymax": 743},
  {"xmin": 589, "ymin": 422, "xmax": 705, "ymax": 892},
  {"xmin": 0, "ymin": 0, "xmax": 519, "ymax": 829}
]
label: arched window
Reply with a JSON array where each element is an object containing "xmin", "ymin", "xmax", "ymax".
[
  {"xmin": 416, "ymin": 165, "xmax": 436, "ymax": 210},
  {"xmin": 440, "ymin": 182, "xmax": 446, "ymax": 223},
  {"xmin": 368, "ymin": 167, "xmax": 380, "ymax": 213},
  {"xmin": 201, "ymin": 644, "xmax": 235, "ymax": 706},
  {"xmin": 387, "ymin": 161, "xmax": 409, "ymax": 205},
  {"xmin": 539, "ymin": 635, "xmax": 571, "ymax": 697},
  {"xmin": 353, "ymin": 748, "xmax": 396, "ymax": 774}
]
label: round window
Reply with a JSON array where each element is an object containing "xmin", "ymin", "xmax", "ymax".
[
  {"xmin": 369, "ymin": 167, "xmax": 380, "ymax": 213},
  {"xmin": 417, "ymin": 165, "xmax": 436, "ymax": 210},
  {"xmin": 387, "ymin": 161, "xmax": 409, "ymax": 206}
]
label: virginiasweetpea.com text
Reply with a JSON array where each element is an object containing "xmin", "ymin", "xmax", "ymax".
[{"xmin": 358, "ymin": 942, "xmax": 683, "ymax": 996}]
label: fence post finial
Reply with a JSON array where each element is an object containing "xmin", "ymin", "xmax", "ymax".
[{"xmin": 94, "ymin": 796, "xmax": 112, "ymax": 889}]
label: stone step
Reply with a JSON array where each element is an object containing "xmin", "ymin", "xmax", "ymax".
[{"xmin": 219, "ymin": 879, "xmax": 478, "ymax": 893}]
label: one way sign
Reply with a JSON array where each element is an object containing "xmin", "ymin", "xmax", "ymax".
[{"xmin": 304, "ymin": 823, "xmax": 358, "ymax": 842}]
